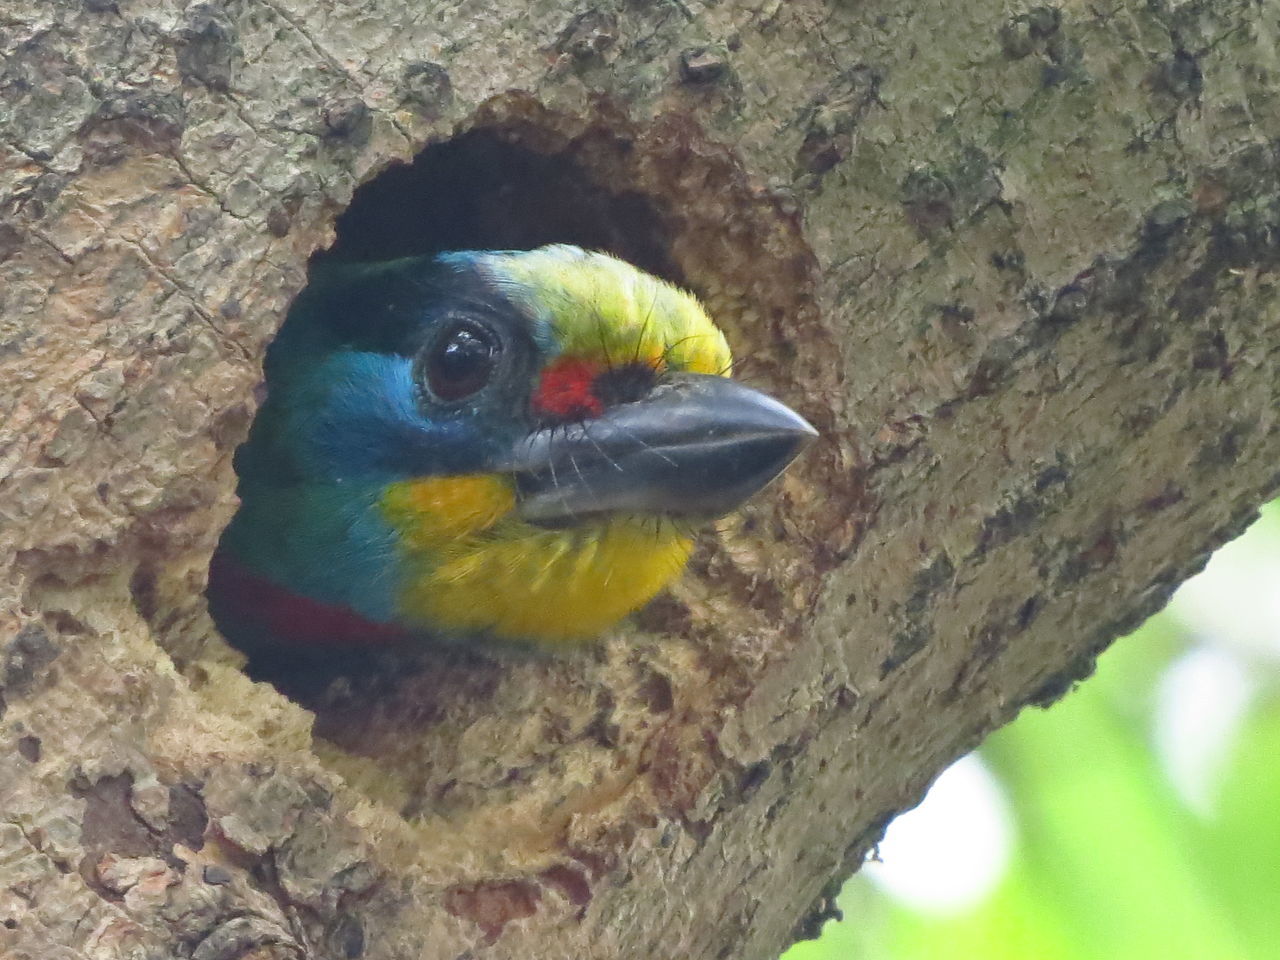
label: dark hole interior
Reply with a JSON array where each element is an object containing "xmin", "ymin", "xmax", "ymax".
[{"xmin": 316, "ymin": 129, "xmax": 682, "ymax": 283}]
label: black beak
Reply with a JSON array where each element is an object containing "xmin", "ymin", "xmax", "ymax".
[{"xmin": 506, "ymin": 372, "xmax": 818, "ymax": 526}]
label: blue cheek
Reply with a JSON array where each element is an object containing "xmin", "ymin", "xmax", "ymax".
[{"xmin": 292, "ymin": 352, "xmax": 517, "ymax": 480}]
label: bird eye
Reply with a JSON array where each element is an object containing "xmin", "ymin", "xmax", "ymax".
[{"xmin": 422, "ymin": 320, "xmax": 502, "ymax": 402}]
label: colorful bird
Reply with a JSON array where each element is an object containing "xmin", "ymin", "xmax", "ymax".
[{"xmin": 208, "ymin": 245, "xmax": 815, "ymax": 659}]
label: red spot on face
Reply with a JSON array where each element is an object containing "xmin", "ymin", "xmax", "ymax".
[{"xmin": 533, "ymin": 357, "xmax": 604, "ymax": 421}]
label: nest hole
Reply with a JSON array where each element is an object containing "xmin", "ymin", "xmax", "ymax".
[
  {"xmin": 316, "ymin": 127, "xmax": 684, "ymax": 281},
  {"xmin": 190, "ymin": 106, "xmax": 842, "ymax": 812},
  {"xmin": 207, "ymin": 123, "xmax": 696, "ymax": 712}
]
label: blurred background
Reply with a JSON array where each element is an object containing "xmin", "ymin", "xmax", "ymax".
[{"xmin": 784, "ymin": 499, "xmax": 1280, "ymax": 960}]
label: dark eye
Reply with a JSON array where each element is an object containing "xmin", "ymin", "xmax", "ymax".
[{"xmin": 422, "ymin": 320, "xmax": 502, "ymax": 402}]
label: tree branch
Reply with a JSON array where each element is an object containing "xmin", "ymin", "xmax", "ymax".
[{"xmin": 2, "ymin": 0, "xmax": 1277, "ymax": 958}]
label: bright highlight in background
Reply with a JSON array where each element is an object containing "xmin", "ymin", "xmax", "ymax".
[
  {"xmin": 862, "ymin": 754, "xmax": 1012, "ymax": 913},
  {"xmin": 1154, "ymin": 646, "xmax": 1256, "ymax": 815},
  {"xmin": 1157, "ymin": 502, "xmax": 1279, "ymax": 813},
  {"xmin": 1169, "ymin": 504, "xmax": 1280, "ymax": 662}
]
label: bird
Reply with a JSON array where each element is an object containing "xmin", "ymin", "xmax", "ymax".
[{"xmin": 207, "ymin": 244, "xmax": 816, "ymax": 662}]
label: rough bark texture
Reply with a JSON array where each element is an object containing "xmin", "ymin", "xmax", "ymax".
[{"xmin": 3, "ymin": 0, "xmax": 1279, "ymax": 957}]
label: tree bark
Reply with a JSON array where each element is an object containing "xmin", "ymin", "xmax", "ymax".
[{"xmin": 2, "ymin": 0, "xmax": 1278, "ymax": 958}]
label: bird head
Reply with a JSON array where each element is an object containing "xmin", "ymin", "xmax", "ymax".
[{"xmin": 215, "ymin": 245, "xmax": 815, "ymax": 652}]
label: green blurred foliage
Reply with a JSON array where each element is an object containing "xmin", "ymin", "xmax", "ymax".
[{"xmin": 785, "ymin": 502, "xmax": 1280, "ymax": 960}]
